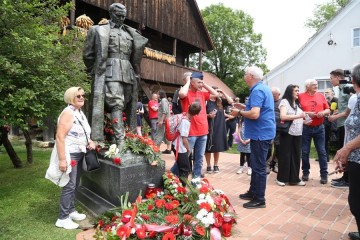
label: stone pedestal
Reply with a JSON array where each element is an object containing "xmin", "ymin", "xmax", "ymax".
[{"xmin": 76, "ymin": 151, "xmax": 165, "ymax": 216}]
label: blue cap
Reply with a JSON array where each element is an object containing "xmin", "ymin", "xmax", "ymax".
[{"xmin": 191, "ymin": 72, "xmax": 204, "ymax": 80}]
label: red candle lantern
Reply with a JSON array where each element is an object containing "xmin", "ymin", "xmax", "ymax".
[
  {"xmin": 222, "ymin": 213, "xmax": 233, "ymax": 237},
  {"xmin": 145, "ymin": 183, "xmax": 156, "ymax": 198}
]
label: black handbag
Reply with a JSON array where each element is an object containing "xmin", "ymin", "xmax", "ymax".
[
  {"xmin": 276, "ymin": 120, "xmax": 293, "ymax": 133},
  {"xmin": 84, "ymin": 149, "xmax": 100, "ymax": 171},
  {"xmin": 76, "ymin": 117, "xmax": 101, "ymax": 172},
  {"xmin": 276, "ymin": 106, "xmax": 297, "ymax": 133}
]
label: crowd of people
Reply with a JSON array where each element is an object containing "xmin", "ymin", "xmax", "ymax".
[
  {"xmin": 48, "ymin": 63, "xmax": 360, "ymax": 238},
  {"xmin": 141, "ymin": 64, "xmax": 360, "ymax": 238}
]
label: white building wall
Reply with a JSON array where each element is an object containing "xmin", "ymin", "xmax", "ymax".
[{"xmin": 264, "ymin": 0, "xmax": 360, "ymax": 95}]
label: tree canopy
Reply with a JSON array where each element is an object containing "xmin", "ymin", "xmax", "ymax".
[
  {"xmin": 305, "ymin": 0, "xmax": 350, "ymax": 31},
  {"xmin": 0, "ymin": 0, "xmax": 89, "ymax": 167},
  {"xmin": 0, "ymin": 0, "xmax": 89, "ymax": 130},
  {"xmin": 193, "ymin": 4, "xmax": 267, "ymax": 98}
]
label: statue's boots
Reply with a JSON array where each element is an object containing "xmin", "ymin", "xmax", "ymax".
[{"xmin": 111, "ymin": 110, "xmax": 125, "ymax": 152}]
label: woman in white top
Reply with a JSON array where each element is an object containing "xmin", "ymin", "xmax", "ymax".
[
  {"xmin": 276, "ymin": 85, "xmax": 306, "ymax": 186},
  {"xmin": 47, "ymin": 87, "xmax": 95, "ymax": 229}
]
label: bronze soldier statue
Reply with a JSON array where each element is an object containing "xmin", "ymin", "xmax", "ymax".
[{"xmin": 83, "ymin": 3, "xmax": 148, "ymax": 150}]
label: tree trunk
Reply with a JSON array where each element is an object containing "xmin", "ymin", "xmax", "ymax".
[
  {"xmin": 23, "ymin": 129, "xmax": 33, "ymax": 164},
  {"xmin": 0, "ymin": 126, "xmax": 22, "ymax": 168}
]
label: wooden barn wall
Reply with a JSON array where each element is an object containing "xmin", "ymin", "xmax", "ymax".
[
  {"xmin": 140, "ymin": 58, "xmax": 191, "ymax": 85},
  {"xmin": 81, "ymin": 0, "xmax": 211, "ymax": 51}
]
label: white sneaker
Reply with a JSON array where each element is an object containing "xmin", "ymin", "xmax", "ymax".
[
  {"xmin": 69, "ymin": 211, "xmax": 86, "ymax": 221},
  {"xmin": 55, "ymin": 218, "xmax": 79, "ymax": 229},
  {"xmin": 247, "ymin": 167, "xmax": 252, "ymax": 175},
  {"xmin": 236, "ymin": 167, "xmax": 244, "ymax": 174},
  {"xmin": 292, "ymin": 181, "xmax": 306, "ymax": 186},
  {"xmin": 275, "ymin": 179, "xmax": 285, "ymax": 186}
]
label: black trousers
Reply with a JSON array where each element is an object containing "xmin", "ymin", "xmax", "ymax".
[
  {"xmin": 348, "ymin": 161, "xmax": 360, "ymax": 233},
  {"xmin": 277, "ymin": 133, "xmax": 302, "ymax": 183},
  {"xmin": 337, "ymin": 126, "xmax": 349, "ymax": 182},
  {"xmin": 177, "ymin": 152, "xmax": 190, "ymax": 186}
]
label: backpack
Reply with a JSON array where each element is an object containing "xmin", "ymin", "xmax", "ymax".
[{"xmin": 165, "ymin": 112, "xmax": 188, "ymax": 141}]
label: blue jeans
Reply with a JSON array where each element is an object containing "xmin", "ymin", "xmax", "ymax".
[
  {"xmin": 150, "ymin": 118, "xmax": 157, "ymax": 140},
  {"xmin": 170, "ymin": 135, "xmax": 207, "ymax": 178},
  {"xmin": 59, "ymin": 152, "xmax": 84, "ymax": 219},
  {"xmin": 248, "ymin": 139, "xmax": 271, "ymax": 202},
  {"xmin": 226, "ymin": 120, "xmax": 237, "ymax": 147},
  {"xmin": 302, "ymin": 125, "xmax": 328, "ymax": 177}
]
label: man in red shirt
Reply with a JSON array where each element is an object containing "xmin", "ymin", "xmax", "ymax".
[
  {"xmin": 299, "ymin": 79, "xmax": 330, "ymax": 184},
  {"xmin": 147, "ymin": 93, "xmax": 159, "ymax": 140},
  {"xmin": 175, "ymin": 72, "xmax": 219, "ymax": 178}
]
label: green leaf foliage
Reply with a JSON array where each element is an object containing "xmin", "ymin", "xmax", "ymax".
[
  {"xmin": 0, "ymin": 0, "xmax": 89, "ymax": 129},
  {"xmin": 305, "ymin": 0, "xmax": 350, "ymax": 31},
  {"xmin": 193, "ymin": 4, "xmax": 267, "ymax": 98}
]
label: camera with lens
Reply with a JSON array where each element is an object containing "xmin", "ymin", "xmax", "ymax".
[{"xmin": 341, "ymin": 70, "xmax": 355, "ymax": 95}]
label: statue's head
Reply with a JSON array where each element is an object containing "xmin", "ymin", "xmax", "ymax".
[{"xmin": 109, "ymin": 3, "xmax": 127, "ymax": 26}]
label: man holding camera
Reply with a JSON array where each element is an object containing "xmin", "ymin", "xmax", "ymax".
[{"xmin": 328, "ymin": 69, "xmax": 351, "ymax": 188}]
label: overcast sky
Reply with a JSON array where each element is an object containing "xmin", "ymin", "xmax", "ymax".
[{"xmin": 196, "ymin": 0, "xmax": 329, "ymax": 70}]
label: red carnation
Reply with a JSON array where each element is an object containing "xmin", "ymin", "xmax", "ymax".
[
  {"xmin": 70, "ymin": 160, "xmax": 77, "ymax": 167},
  {"xmin": 116, "ymin": 226, "xmax": 130, "ymax": 238},
  {"xmin": 113, "ymin": 118, "xmax": 119, "ymax": 124},
  {"xmin": 165, "ymin": 202, "xmax": 174, "ymax": 210},
  {"xmin": 195, "ymin": 225, "xmax": 205, "ymax": 236},
  {"xmin": 164, "ymin": 194, "xmax": 174, "ymax": 200},
  {"xmin": 122, "ymin": 117, "xmax": 127, "ymax": 121},
  {"xmin": 171, "ymin": 200, "xmax": 180, "ymax": 208},
  {"xmin": 155, "ymin": 199, "xmax": 166, "ymax": 208},
  {"xmin": 183, "ymin": 214, "xmax": 193, "ymax": 223},
  {"xmin": 148, "ymin": 204, "xmax": 154, "ymax": 210},
  {"xmin": 136, "ymin": 227, "xmax": 146, "ymax": 239},
  {"xmin": 176, "ymin": 186, "xmax": 186, "ymax": 194},
  {"xmin": 164, "ymin": 215, "xmax": 179, "ymax": 225},
  {"xmin": 162, "ymin": 232, "xmax": 176, "ymax": 240},
  {"xmin": 97, "ymin": 219, "xmax": 104, "ymax": 228},
  {"xmin": 113, "ymin": 157, "xmax": 121, "ymax": 165},
  {"xmin": 199, "ymin": 202, "xmax": 212, "ymax": 212},
  {"xmin": 199, "ymin": 186, "xmax": 210, "ymax": 194}
]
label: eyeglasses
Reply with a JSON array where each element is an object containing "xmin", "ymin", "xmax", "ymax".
[{"xmin": 76, "ymin": 94, "xmax": 86, "ymax": 99}]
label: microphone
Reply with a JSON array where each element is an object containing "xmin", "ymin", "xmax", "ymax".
[{"xmin": 330, "ymin": 102, "xmax": 337, "ymax": 111}]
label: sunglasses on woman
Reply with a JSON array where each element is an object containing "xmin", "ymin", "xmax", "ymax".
[{"xmin": 76, "ymin": 94, "xmax": 86, "ymax": 99}]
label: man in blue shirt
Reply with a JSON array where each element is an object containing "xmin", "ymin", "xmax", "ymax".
[{"xmin": 231, "ymin": 66, "xmax": 275, "ymax": 209}]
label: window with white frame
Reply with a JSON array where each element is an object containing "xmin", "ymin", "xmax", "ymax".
[
  {"xmin": 353, "ymin": 28, "xmax": 360, "ymax": 47},
  {"xmin": 316, "ymin": 78, "xmax": 332, "ymax": 93}
]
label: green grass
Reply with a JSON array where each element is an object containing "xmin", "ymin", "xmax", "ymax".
[{"xmin": 0, "ymin": 139, "xmax": 83, "ymax": 240}]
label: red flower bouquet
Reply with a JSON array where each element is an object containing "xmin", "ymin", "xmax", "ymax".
[{"xmin": 94, "ymin": 172, "xmax": 236, "ymax": 239}]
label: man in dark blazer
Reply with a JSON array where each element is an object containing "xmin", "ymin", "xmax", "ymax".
[{"xmin": 83, "ymin": 3, "xmax": 148, "ymax": 150}]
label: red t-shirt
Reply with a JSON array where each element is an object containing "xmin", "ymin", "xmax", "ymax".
[
  {"xmin": 299, "ymin": 92, "xmax": 329, "ymax": 126},
  {"xmin": 148, "ymin": 100, "xmax": 159, "ymax": 119},
  {"xmin": 180, "ymin": 89, "xmax": 210, "ymax": 136}
]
